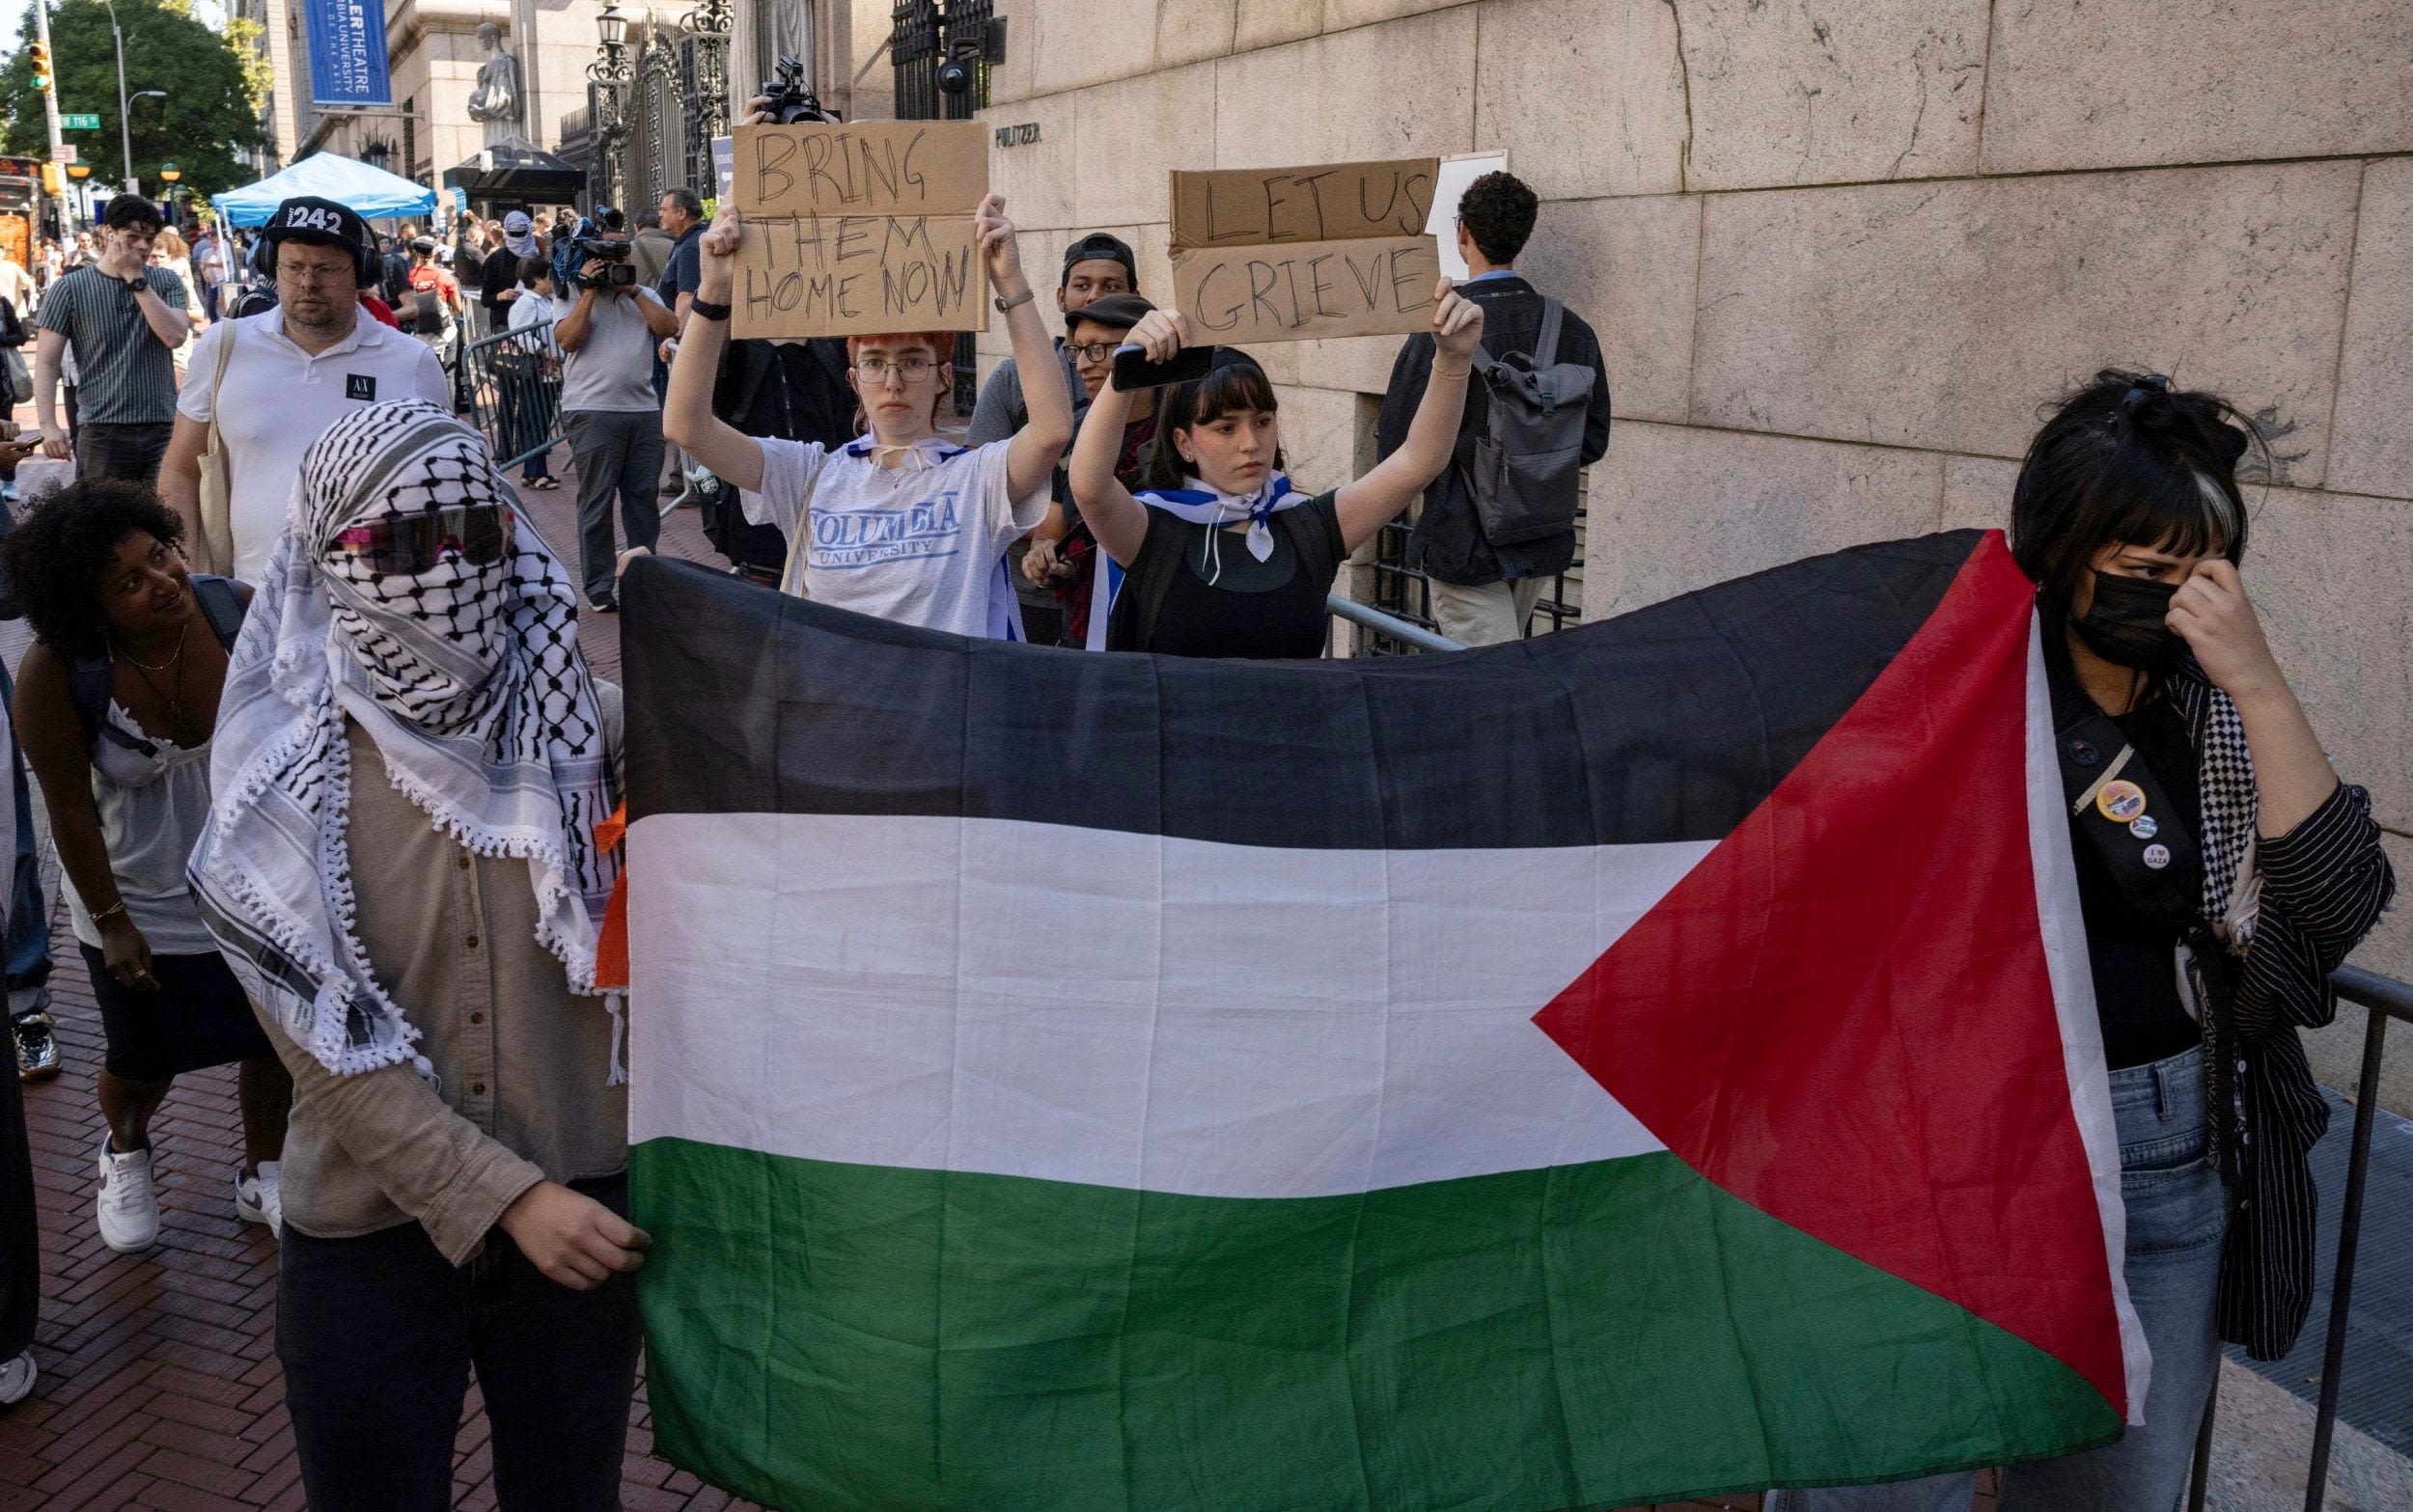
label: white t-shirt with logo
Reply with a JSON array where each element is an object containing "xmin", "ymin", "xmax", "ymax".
[
  {"xmin": 741, "ymin": 435, "xmax": 1047, "ymax": 640},
  {"xmin": 177, "ymin": 307, "xmax": 453, "ymax": 584}
]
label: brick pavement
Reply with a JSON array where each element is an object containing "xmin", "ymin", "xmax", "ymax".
[{"xmin": 0, "ymin": 433, "xmax": 1997, "ymax": 1511}]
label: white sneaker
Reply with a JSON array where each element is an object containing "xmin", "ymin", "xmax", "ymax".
[
  {"xmin": 235, "ymin": 1161, "xmax": 282, "ymax": 1232},
  {"xmin": 0, "ymin": 1348, "xmax": 33, "ymax": 1406},
  {"xmin": 95, "ymin": 1135, "xmax": 159, "ymax": 1252}
]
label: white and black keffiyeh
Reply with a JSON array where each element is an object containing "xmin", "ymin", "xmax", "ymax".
[{"xmin": 192, "ymin": 399, "xmax": 620, "ymax": 1079}]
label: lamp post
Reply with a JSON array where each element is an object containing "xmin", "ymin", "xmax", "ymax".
[
  {"xmin": 98, "ymin": 0, "xmax": 154, "ymax": 192},
  {"xmin": 67, "ymin": 161, "xmax": 90, "ymax": 223},
  {"xmin": 159, "ymin": 160, "xmax": 180, "ymax": 219},
  {"xmin": 588, "ymin": 4, "xmax": 633, "ymax": 210}
]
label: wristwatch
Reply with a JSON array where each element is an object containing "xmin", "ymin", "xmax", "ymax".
[
  {"xmin": 124, "ymin": 276, "xmax": 149, "ymax": 295},
  {"xmin": 994, "ymin": 287, "xmax": 1035, "ymax": 315}
]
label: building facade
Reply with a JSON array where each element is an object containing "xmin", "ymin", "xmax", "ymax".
[{"xmin": 936, "ymin": 0, "xmax": 2413, "ymax": 1100}]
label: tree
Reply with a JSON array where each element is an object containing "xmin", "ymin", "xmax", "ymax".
[{"xmin": 0, "ymin": 0, "xmax": 262, "ymax": 199}]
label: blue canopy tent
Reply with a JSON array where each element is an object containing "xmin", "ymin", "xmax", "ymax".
[{"xmin": 211, "ymin": 152, "xmax": 437, "ymax": 227}]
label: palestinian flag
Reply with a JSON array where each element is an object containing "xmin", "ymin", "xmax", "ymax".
[{"xmin": 618, "ymin": 530, "xmax": 2148, "ymax": 1512}]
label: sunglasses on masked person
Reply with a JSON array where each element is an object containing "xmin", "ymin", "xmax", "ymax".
[{"xmin": 328, "ymin": 503, "xmax": 514, "ymax": 575}]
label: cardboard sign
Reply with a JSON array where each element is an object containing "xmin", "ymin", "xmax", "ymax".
[
  {"xmin": 730, "ymin": 121, "xmax": 989, "ymax": 339},
  {"xmin": 1168, "ymin": 158, "xmax": 1441, "ymax": 344}
]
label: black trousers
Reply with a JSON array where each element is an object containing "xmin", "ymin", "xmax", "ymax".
[
  {"xmin": 276, "ymin": 1174, "xmax": 642, "ymax": 1512},
  {"xmin": 73, "ymin": 421, "xmax": 175, "ymax": 484},
  {"xmin": 561, "ymin": 408, "xmax": 662, "ymax": 603}
]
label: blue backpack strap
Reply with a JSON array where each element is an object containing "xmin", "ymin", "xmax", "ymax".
[
  {"xmin": 188, "ymin": 574, "xmax": 247, "ymax": 651},
  {"xmin": 69, "ymin": 651, "xmax": 153, "ymax": 757}
]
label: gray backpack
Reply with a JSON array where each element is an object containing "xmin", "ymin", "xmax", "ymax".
[{"xmin": 1463, "ymin": 297, "xmax": 1593, "ymax": 547}]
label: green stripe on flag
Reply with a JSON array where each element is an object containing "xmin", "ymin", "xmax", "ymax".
[{"xmin": 633, "ymin": 1138, "xmax": 2117, "ymax": 1512}]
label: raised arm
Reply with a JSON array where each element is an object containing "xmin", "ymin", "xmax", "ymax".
[
  {"xmin": 1333, "ymin": 281, "xmax": 1482, "ymax": 553},
  {"xmin": 1068, "ymin": 308, "xmax": 1193, "ymax": 568},
  {"xmin": 660, "ymin": 206, "xmax": 763, "ymax": 493},
  {"xmin": 551, "ymin": 280, "xmax": 599, "ymax": 353},
  {"xmin": 982, "ymin": 195, "xmax": 1072, "ymax": 503}
]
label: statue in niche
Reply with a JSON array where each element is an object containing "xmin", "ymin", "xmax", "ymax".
[{"xmin": 465, "ymin": 21, "xmax": 524, "ymax": 146}]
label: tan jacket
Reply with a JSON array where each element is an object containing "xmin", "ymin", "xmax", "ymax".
[{"xmin": 257, "ymin": 693, "xmax": 626, "ymax": 1265}]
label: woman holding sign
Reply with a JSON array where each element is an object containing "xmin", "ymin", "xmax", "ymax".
[
  {"xmin": 1065, "ymin": 291, "xmax": 1481, "ymax": 657},
  {"xmin": 662, "ymin": 187, "xmax": 1071, "ymax": 639}
]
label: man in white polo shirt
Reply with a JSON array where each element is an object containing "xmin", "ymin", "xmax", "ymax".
[{"xmin": 161, "ymin": 197, "xmax": 452, "ymax": 584}]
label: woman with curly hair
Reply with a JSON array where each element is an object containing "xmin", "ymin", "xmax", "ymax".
[{"xmin": 3, "ymin": 481, "xmax": 289, "ymax": 1253}]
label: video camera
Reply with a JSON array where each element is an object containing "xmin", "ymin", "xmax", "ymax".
[
  {"xmin": 574, "ymin": 235, "xmax": 637, "ymax": 291},
  {"xmin": 759, "ymin": 54, "xmax": 836, "ymax": 124},
  {"xmin": 551, "ymin": 207, "xmax": 637, "ymax": 292}
]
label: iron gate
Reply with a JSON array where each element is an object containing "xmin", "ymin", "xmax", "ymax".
[
  {"xmin": 1358, "ymin": 497, "xmax": 1587, "ymax": 655},
  {"xmin": 892, "ymin": 0, "xmax": 993, "ymax": 413}
]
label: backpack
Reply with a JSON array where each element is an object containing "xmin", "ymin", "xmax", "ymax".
[
  {"xmin": 70, "ymin": 575, "xmax": 246, "ymax": 758},
  {"xmin": 1462, "ymin": 297, "xmax": 1594, "ymax": 547},
  {"xmin": 1105, "ymin": 506, "xmax": 1341, "ymax": 653}
]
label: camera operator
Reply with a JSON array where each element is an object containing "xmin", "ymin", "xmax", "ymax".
[{"xmin": 553, "ymin": 218, "xmax": 679, "ymax": 613}]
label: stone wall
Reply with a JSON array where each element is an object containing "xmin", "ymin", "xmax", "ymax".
[{"xmin": 845, "ymin": 1, "xmax": 2413, "ymax": 1101}]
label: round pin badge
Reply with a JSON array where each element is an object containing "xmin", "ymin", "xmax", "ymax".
[
  {"xmin": 2095, "ymin": 779, "xmax": 2148, "ymax": 824},
  {"xmin": 2129, "ymin": 814, "xmax": 2159, "ymax": 840},
  {"xmin": 2143, "ymin": 843, "xmax": 2172, "ymax": 870}
]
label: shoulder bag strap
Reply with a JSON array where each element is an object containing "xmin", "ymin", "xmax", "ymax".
[
  {"xmin": 1536, "ymin": 297, "xmax": 1565, "ymax": 368},
  {"xmin": 194, "ymin": 321, "xmax": 241, "ymax": 574}
]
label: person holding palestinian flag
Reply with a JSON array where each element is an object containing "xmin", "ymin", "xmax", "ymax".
[
  {"xmin": 1064, "ymin": 296, "xmax": 1482, "ymax": 657},
  {"xmin": 1782, "ymin": 371, "xmax": 2395, "ymax": 1510},
  {"xmin": 192, "ymin": 399, "xmax": 642, "ymax": 1511}
]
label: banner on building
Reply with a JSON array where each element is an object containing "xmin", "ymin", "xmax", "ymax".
[
  {"xmin": 615, "ymin": 530, "xmax": 2150, "ymax": 1512},
  {"xmin": 729, "ymin": 121, "xmax": 988, "ymax": 339},
  {"xmin": 1170, "ymin": 157, "xmax": 1441, "ymax": 344},
  {"xmin": 302, "ymin": 0, "xmax": 394, "ymax": 108}
]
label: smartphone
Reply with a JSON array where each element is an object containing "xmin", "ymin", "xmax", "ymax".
[{"xmin": 1111, "ymin": 343, "xmax": 1214, "ymax": 392}]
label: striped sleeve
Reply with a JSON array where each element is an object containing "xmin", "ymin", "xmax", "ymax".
[{"xmin": 2235, "ymin": 783, "xmax": 2398, "ymax": 1035}]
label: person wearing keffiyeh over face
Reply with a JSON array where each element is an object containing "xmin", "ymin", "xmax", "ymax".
[
  {"xmin": 1781, "ymin": 371, "xmax": 2394, "ymax": 1512},
  {"xmin": 192, "ymin": 399, "xmax": 643, "ymax": 1511}
]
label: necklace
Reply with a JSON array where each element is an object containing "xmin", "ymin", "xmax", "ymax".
[{"xmin": 113, "ymin": 620, "xmax": 190, "ymax": 734}]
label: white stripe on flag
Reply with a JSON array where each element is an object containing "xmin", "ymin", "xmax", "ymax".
[
  {"xmin": 2021, "ymin": 618, "xmax": 2151, "ymax": 1423},
  {"xmin": 628, "ymin": 814, "xmax": 1707, "ymax": 1199}
]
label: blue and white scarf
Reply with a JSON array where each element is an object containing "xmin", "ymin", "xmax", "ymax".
[{"xmin": 1135, "ymin": 474, "xmax": 1309, "ymax": 584}]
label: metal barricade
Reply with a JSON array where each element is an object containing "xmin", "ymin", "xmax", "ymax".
[{"xmin": 457, "ymin": 319, "xmax": 565, "ymax": 472}]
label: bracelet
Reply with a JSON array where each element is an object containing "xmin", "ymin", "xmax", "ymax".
[
  {"xmin": 1431, "ymin": 360, "xmax": 1473, "ymax": 382},
  {"xmin": 690, "ymin": 296, "xmax": 732, "ymax": 322},
  {"xmin": 993, "ymin": 286, "xmax": 1036, "ymax": 315},
  {"xmin": 90, "ymin": 899, "xmax": 128, "ymax": 924}
]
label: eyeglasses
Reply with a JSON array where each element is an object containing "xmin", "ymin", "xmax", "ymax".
[
  {"xmin": 1068, "ymin": 342, "xmax": 1126, "ymax": 364},
  {"xmin": 853, "ymin": 355, "xmax": 936, "ymax": 383},
  {"xmin": 329, "ymin": 504, "xmax": 513, "ymax": 574},
  {"xmin": 281, "ymin": 261, "xmax": 358, "ymax": 285}
]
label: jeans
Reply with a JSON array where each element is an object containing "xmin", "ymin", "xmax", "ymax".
[
  {"xmin": 561, "ymin": 408, "xmax": 662, "ymax": 602},
  {"xmin": 0, "ymin": 658, "xmax": 48, "ymax": 1027},
  {"xmin": 1428, "ymin": 575, "xmax": 1543, "ymax": 647},
  {"xmin": 276, "ymin": 1173, "xmax": 643, "ymax": 1512},
  {"xmin": 1772, "ymin": 1047, "xmax": 2229, "ymax": 1512},
  {"xmin": 73, "ymin": 420, "xmax": 175, "ymax": 483}
]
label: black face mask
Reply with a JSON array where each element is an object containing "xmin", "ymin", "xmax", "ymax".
[{"xmin": 2071, "ymin": 570, "xmax": 2183, "ymax": 674}]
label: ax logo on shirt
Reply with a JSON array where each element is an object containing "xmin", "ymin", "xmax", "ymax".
[{"xmin": 346, "ymin": 374, "xmax": 376, "ymax": 401}]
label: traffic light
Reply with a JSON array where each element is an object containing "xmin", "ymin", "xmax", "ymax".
[
  {"xmin": 39, "ymin": 163, "xmax": 60, "ymax": 195},
  {"xmin": 28, "ymin": 42, "xmax": 51, "ymax": 95}
]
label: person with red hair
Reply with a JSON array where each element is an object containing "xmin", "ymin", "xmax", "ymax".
[{"xmin": 663, "ymin": 193, "xmax": 1071, "ymax": 639}]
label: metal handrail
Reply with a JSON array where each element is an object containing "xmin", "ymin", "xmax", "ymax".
[
  {"xmin": 2187, "ymin": 962, "xmax": 2413, "ymax": 1512},
  {"xmin": 1325, "ymin": 594, "xmax": 1465, "ymax": 655}
]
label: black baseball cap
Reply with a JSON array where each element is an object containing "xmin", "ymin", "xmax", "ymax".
[
  {"xmin": 1064, "ymin": 292, "xmax": 1154, "ymax": 337},
  {"xmin": 1060, "ymin": 233, "xmax": 1137, "ymax": 289},
  {"xmin": 262, "ymin": 196, "xmax": 373, "ymax": 260}
]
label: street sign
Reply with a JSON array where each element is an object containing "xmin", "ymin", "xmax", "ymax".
[
  {"xmin": 52, "ymin": 145, "xmax": 76, "ymax": 164},
  {"xmin": 60, "ymin": 113, "xmax": 99, "ymax": 130}
]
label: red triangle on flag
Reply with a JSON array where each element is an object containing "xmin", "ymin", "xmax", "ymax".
[{"xmin": 1534, "ymin": 533, "xmax": 2126, "ymax": 1413}]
